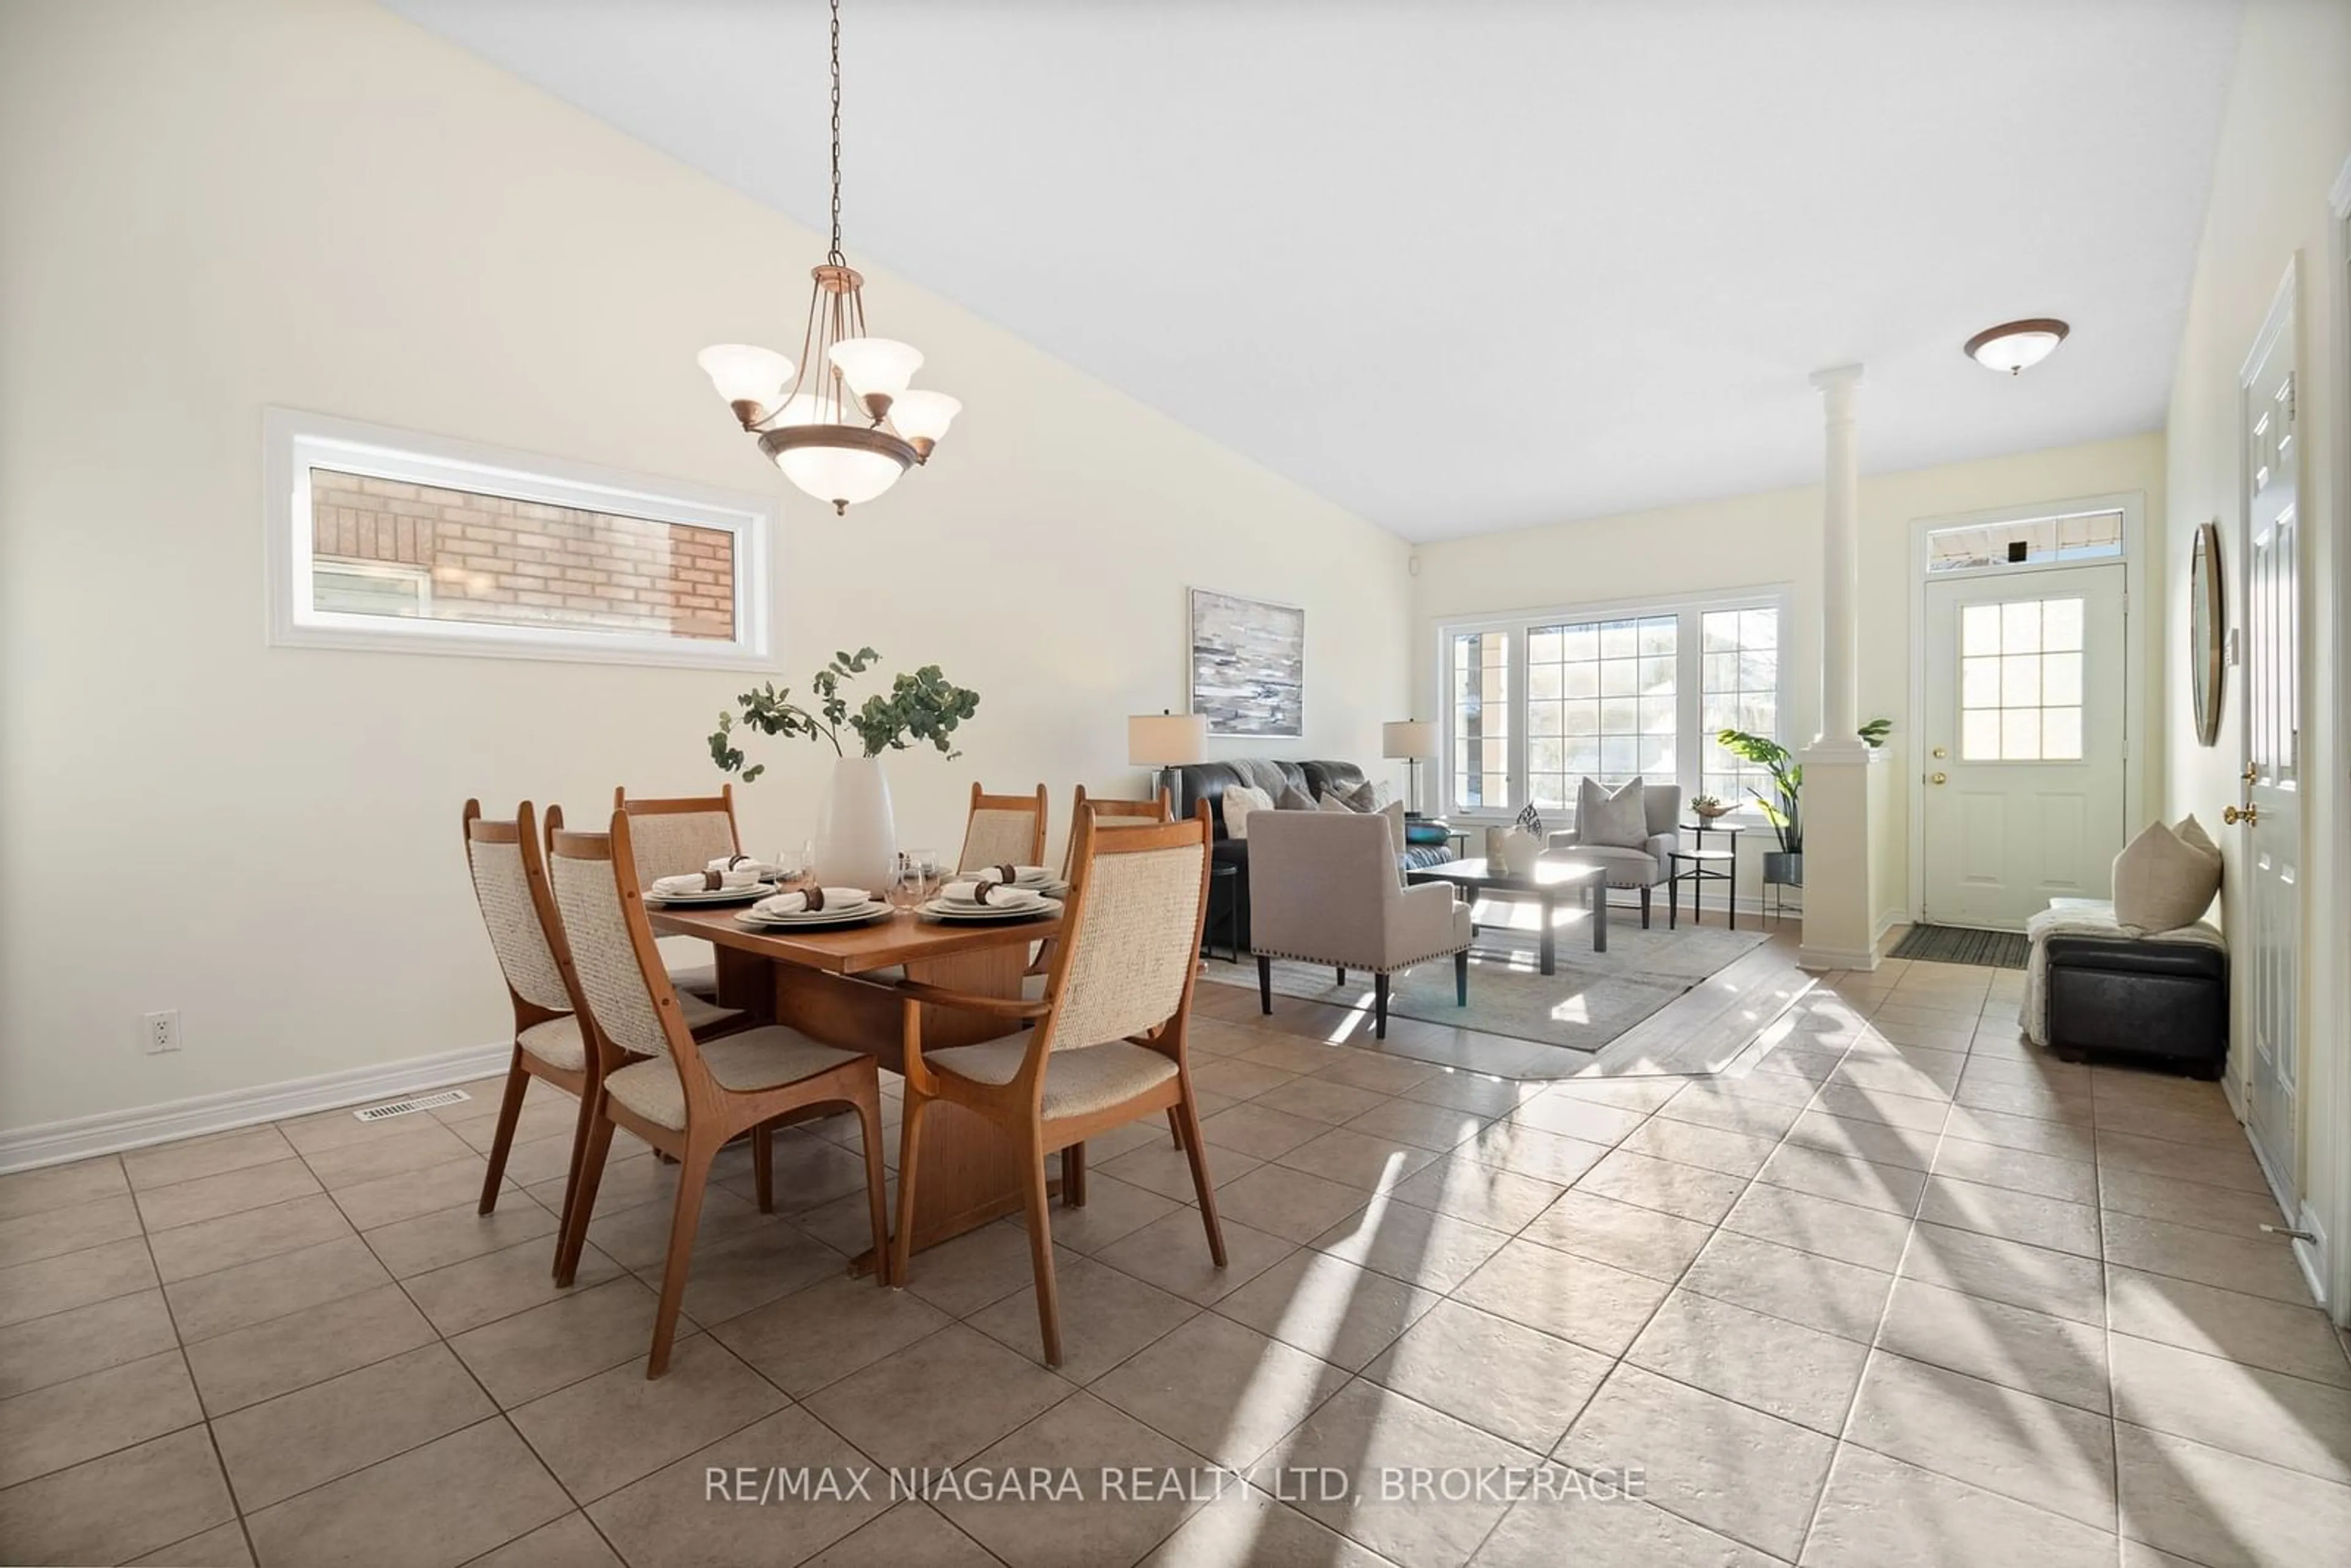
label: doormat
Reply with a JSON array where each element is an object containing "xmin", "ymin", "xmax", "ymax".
[{"xmin": 1888, "ymin": 924, "xmax": 2030, "ymax": 970}]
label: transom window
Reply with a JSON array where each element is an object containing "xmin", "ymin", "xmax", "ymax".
[
  {"xmin": 1960, "ymin": 596, "xmax": 2085, "ymax": 760},
  {"xmin": 1441, "ymin": 592, "xmax": 1788, "ymax": 819},
  {"xmin": 265, "ymin": 409, "xmax": 774, "ymax": 670}
]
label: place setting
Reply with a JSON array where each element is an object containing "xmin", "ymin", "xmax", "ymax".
[
  {"xmin": 642, "ymin": 852, "xmax": 790, "ymax": 907},
  {"xmin": 919, "ymin": 861, "xmax": 1061, "ymax": 924},
  {"xmin": 733, "ymin": 880, "xmax": 894, "ymax": 931}
]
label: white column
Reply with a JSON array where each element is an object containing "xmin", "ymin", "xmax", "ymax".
[
  {"xmin": 1798, "ymin": 363, "xmax": 1880, "ymax": 971},
  {"xmin": 1810, "ymin": 364, "xmax": 1863, "ymax": 745}
]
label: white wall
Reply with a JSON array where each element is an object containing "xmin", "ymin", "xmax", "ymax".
[
  {"xmin": 0, "ymin": 0, "xmax": 1409, "ymax": 1135},
  {"xmin": 2157, "ymin": 0, "xmax": 2351, "ymax": 1311},
  {"xmin": 1411, "ymin": 432, "xmax": 2169, "ymax": 922}
]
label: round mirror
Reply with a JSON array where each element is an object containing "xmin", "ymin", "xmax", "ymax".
[{"xmin": 2191, "ymin": 520, "xmax": 2224, "ymax": 746}]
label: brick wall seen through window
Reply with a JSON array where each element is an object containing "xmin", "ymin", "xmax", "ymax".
[{"xmin": 309, "ymin": 470, "xmax": 736, "ymax": 642}]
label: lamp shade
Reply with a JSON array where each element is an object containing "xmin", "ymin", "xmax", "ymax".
[
  {"xmin": 696, "ymin": 343, "xmax": 795, "ymax": 419},
  {"xmin": 827, "ymin": 337, "xmax": 923, "ymax": 406},
  {"xmin": 1128, "ymin": 711, "xmax": 1208, "ymax": 767},
  {"xmin": 1382, "ymin": 720, "xmax": 1438, "ymax": 760}
]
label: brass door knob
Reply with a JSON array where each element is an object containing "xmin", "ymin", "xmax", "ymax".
[
  {"xmin": 2225, "ymin": 803, "xmax": 2259, "ymax": 825},
  {"xmin": 2242, "ymin": 762, "xmax": 2258, "ymax": 783},
  {"xmin": 1931, "ymin": 746, "xmax": 1948, "ymax": 759},
  {"xmin": 1930, "ymin": 771, "xmax": 1948, "ymax": 785}
]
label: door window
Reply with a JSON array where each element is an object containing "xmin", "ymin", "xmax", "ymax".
[{"xmin": 1960, "ymin": 596, "xmax": 2085, "ymax": 761}]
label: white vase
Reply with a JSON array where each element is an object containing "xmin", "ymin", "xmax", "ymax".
[{"xmin": 815, "ymin": 755, "xmax": 896, "ymax": 891}]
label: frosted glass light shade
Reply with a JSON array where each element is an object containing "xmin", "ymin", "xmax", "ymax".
[
  {"xmin": 1965, "ymin": 319, "xmax": 2069, "ymax": 375},
  {"xmin": 1382, "ymin": 720, "xmax": 1438, "ymax": 760},
  {"xmin": 827, "ymin": 337, "xmax": 923, "ymax": 405},
  {"xmin": 776, "ymin": 443, "xmax": 906, "ymax": 508},
  {"xmin": 696, "ymin": 343, "xmax": 795, "ymax": 416},
  {"xmin": 889, "ymin": 389, "xmax": 961, "ymax": 448},
  {"xmin": 1128, "ymin": 711, "xmax": 1207, "ymax": 767}
]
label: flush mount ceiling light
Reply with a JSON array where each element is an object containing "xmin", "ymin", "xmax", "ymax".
[
  {"xmin": 1964, "ymin": 318, "xmax": 2071, "ymax": 376},
  {"xmin": 696, "ymin": 0, "xmax": 959, "ymax": 514}
]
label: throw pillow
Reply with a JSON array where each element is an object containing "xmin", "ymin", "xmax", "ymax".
[
  {"xmin": 1277, "ymin": 784, "xmax": 1319, "ymax": 812},
  {"xmin": 1221, "ymin": 784, "xmax": 1273, "ymax": 841},
  {"xmin": 2112, "ymin": 816, "xmax": 2222, "ymax": 933},
  {"xmin": 1316, "ymin": 792, "xmax": 1356, "ymax": 813},
  {"xmin": 1577, "ymin": 775, "xmax": 1649, "ymax": 849},
  {"xmin": 1378, "ymin": 799, "xmax": 1406, "ymax": 855},
  {"xmin": 1340, "ymin": 778, "xmax": 1379, "ymax": 812}
]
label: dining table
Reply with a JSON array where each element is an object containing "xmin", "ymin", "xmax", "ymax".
[{"xmin": 645, "ymin": 896, "xmax": 1065, "ymax": 1264}]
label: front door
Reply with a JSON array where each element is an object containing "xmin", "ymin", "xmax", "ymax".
[
  {"xmin": 1921, "ymin": 563, "xmax": 2128, "ymax": 929},
  {"xmin": 2238, "ymin": 282, "xmax": 2300, "ymax": 1214}
]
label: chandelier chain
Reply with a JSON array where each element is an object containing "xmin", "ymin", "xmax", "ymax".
[{"xmin": 827, "ymin": 0, "xmax": 844, "ymax": 264}]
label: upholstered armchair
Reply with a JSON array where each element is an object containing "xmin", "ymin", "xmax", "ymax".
[
  {"xmin": 1545, "ymin": 781, "xmax": 1682, "ymax": 928},
  {"xmin": 1247, "ymin": 809, "xmax": 1472, "ymax": 1038}
]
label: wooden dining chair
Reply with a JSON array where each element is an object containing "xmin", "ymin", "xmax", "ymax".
[
  {"xmin": 546, "ymin": 812, "xmax": 891, "ymax": 1378},
  {"xmin": 612, "ymin": 785, "xmax": 740, "ymax": 999},
  {"xmin": 958, "ymin": 783, "xmax": 1049, "ymax": 871},
  {"xmin": 1054, "ymin": 786, "xmax": 1186, "ymax": 1158},
  {"xmin": 891, "ymin": 805, "xmax": 1225, "ymax": 1367},
  {"xmin": 463, "ymin": 802, "xmax": 748, "ymax": 1254}
]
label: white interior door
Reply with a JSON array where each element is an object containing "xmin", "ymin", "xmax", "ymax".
[
  {"xmin": 2240, "ymin": 295, "xmax": 2300, "ymax": 1212},
  {"xmin": 1921, "ymin": 563, "xmax": 2128, "ymax": 929}
]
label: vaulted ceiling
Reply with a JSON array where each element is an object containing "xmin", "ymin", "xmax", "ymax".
[{"xmin": 388, "ymin": 0, "xmax": 2242, "ymax": 541}]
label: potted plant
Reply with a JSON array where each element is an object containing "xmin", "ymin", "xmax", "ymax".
[
  {"xmin": 1689, "ymin": 793, "xmax": 1731, "ymax": 821},
  {"xmin": 1714, "ymin": 719, "xmax": 1891, "ymax": 888},
  {"xmin": 709, "ymin": 648, "xmax": 980, "ymax": 888}
]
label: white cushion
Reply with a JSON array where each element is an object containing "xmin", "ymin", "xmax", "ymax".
[
  {"xmin": 1577, "ymin": 775, "xmax": 1649, "ymax": 849},
  {"xmin": 517, "ymin": 1015, "xmax": 587, "ymax": 1073},
  {"xmin": 602, "ymin": 1026, "xmax": 864, "ymax": 1131},
  {"xmin": 1222, "ymin": 784, "xmax": 1275, "ymax": 841},
  {"xmin": 1316, "ymin": 792, "xmax": 1356, "ymax": 814},
  {"xmin": 1553, "ymin": 843, "xmax": 1662, "ymax": 888},
  {"xmin": 2112, "ymin": 816, "xmax": 2221, "ymax": 934},
  {"xmin": 925, "ymin": 1038, "xmax": 1180, "ymax": 1122}
]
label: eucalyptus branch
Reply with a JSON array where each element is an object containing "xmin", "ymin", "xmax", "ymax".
[{"xmin": 708, "ymin": 648, "xmax": 978, "ymax": 777}]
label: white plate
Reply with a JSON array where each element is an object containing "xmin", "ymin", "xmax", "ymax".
[
  {"xmin": 918, "ymin": 898, "xmax": 1054, "ymax": 923},
  {"xmin": 932, "ymin": 893, "xmax": 1051, "ymax": 914},
  {"xmin": 647, "ymin": 884, "xmax": 769, "ymax": 906},
  {"xmin": 736, "ymin": 903, "xmax": 888, "ymax": 929}
]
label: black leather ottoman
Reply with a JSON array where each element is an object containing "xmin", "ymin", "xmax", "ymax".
[{"xmin": 2044, "ymin": 935, "xmax": 2228, "ymax": 1078}]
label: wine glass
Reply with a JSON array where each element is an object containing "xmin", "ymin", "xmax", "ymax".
[
  {"xmin": 906, "ymin": 848, "xmax": 940, "ymax": 905},
  {"xmin": 776, "ymin": 839, "xmax": 814, "ymax": 891},
  {"xmin": 890, "ymin": 854, "xmax": 927, "ymax": 911}
]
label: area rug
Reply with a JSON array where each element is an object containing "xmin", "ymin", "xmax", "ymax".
[
  {"xmin": 1887, "ymin": 923, "xmax": 2030, "ymax": 969},
  {"xmin": 1202, "ymin": 900, "xmax": 1769, "ymax": 1052}
]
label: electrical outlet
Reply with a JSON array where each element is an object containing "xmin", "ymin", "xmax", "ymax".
[{"xmin": 143, "ymin": 1010, "xmax": 179, "ymax": 1054}]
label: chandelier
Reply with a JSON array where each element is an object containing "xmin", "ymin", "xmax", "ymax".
[{"xmin": 696, "ymin": 0, "xmax": 958, "ymax": 513}]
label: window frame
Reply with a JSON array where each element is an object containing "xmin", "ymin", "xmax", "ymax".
[
  {"xmin": 263, "ymin": 407, "xmax": 776, "ymax": 670},
  {"xmin": 1435, "ymin": 584, "xmax": 1794, "ymax": 824}
]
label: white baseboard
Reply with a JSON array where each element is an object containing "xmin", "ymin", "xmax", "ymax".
[
  {"xmin": 0, "ymin": 1041, "xmax": 512, "ymax": 1175},
  {"xmin": 2293, "ymin": 1201, "xmax": 2332, "ymax": 1313},
  {"xmin": 1798, "ymin": 943, "xmax": 1880, "ymax": 972}
]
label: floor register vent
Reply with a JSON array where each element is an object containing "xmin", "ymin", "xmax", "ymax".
[{"xmin": 351, "ymin": 1088, "xmax": 473, "ymax": 1122}]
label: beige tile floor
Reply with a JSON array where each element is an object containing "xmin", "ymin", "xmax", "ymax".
[{"xmin": 2, "ymin": 957, "xmax": 2347, "ymax": 1566}]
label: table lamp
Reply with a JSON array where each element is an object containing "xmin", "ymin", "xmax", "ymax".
[
  {"xmin": 1382, "ymin": 719, "xmax": 1438, "ymax": 816},
  {"xmin": 1128, "ymin": 710, "xmax": 1209, "ymax": 812}
]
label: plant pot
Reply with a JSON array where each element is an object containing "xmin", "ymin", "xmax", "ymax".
[
  {"xmin": 815, "ymin": 756, "xmax": 896, "ymax": 891},
  {"xmin": 1763, "ymin": 850, "xmax": 1804, "ymax": 887}
]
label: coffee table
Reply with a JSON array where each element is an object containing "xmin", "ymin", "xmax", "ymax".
[{"xmin": 1404, "ymin": 856, "xmax": 1608, "ymax": 975}]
